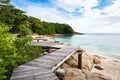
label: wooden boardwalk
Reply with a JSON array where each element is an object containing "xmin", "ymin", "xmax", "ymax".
[
  {"xmin": 31, "ymin": 42, "xmax": 64, "ymax": 48},
  {"xmin": 10, "ymin": 42, "xmax": 78, "ymax": 80}
]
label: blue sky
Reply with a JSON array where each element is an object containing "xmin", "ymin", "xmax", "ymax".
[{"xmin": 11, "ymin": 0, "xmax": 120, "ymax": 33}]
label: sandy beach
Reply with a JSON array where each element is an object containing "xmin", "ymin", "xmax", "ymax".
[{"xmin": 91, "ymin": 54, "xmax": 120, "ymax": 80}]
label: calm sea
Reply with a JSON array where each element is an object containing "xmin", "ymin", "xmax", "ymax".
[{"xmin": 54, "ymin": 33, "xmax": 120, "ymax": 59}]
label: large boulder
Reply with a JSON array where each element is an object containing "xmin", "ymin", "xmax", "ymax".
[
  {"xmin": 63, "ymin": 51, "xmax": 96, "ymax": 71},
  {"xmin": 60, "ymin": 63, "xmax": 71, "ymax": 69},
  {"xmin": 84, "ymin": 71, "xmax": 112, "ymax": 80},
  {"xmin": 64, "ymin": 54, "xmax": 78, "ymax": 68},
  {"xmin": 64, "ymin": 68, "xmax": 86, "ymax": 80},
  {"xmin": 82, "ymin": 51, "xmax": 94, "ymax": 71}
]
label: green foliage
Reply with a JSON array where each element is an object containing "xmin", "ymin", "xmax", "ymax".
[
  {"xmin": 0, "ymin": 0, "xmax": 10, "ymax": 4},
  {"xmin": 0, "ymin": 3, "xmax": 74, "ymax": 36},
  {"xmin": 0, "ymin": 23, "xmax": 45, "ymax": 80},
  {"xmin": 42, "ymin": 22, "xmax": 74, "ymax": 35},
  {"xmin": 63, "ymin": 24, "xmax": 74, "ymax": 34},
  {"xmin": 0, "ymin": 23, "xmax": 17, "ymax": 80},
  {"xmin": 28, "ymin": 17, "xmax": 74, "ymax": 35},
  {"xmin": 29, "ymin": 17, "xmax": 44, "ymax": 35},
  {"xmin": 19, "ymin": 24, "xmax": 32, "ymax": 36},
  {"xmin": 14, "ymin": 37, "xmax": 45, "ymax": 65},
  {"xmin": 42, "ymin": 22, "xmax": 55, "ymax": 35},
  {"xmin": 54, "ymin": 23, "xmax": 74, "ymax": 34},
  {"xmin": 0, "ymin": 4, "xmax": 30, "ymax": 34}
]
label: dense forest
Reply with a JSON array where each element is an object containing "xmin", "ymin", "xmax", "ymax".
[
  {"xmin": 0, "ymin": 1, "xmax": 74, "ymax": 36},
  {"xmin": 0, "ymin": 0, "xmax": 75, "ymax": 80}
]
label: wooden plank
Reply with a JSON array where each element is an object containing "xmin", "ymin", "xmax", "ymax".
[
  {"xmin": 12, "ymin": 72, "xmax": 57, "ymax": 80},
  {"xmin": 51, "ymin": 53, "xmax": 70, "ymax": 57},
  {"xmin": 52, "ymin": 49, "xmax": 77, "ymax": 71},
  {"xmin": 47, "ymin": 54, "xmax": 66, "ymax": 57},
  {"xmin": 34, "ymin": 59, "xmax": 58, "ymax": 64},
  {"xmin": 12, "ymin": 68, "xmax": 42, "ymax": 76},
  {"xmin": 33, "ymin": 72, "xmax": 57, "ymax": 80},
  {"xmin": 11, "ymin": 70, "xmax": 52, "ymax": 80},
  {"xmin": 30, "ymin": 42, "xmax": 63, "ymax": 48},
  {"xmin": 42, "ymin": 55, "xmax": 64, "ymax": 60},
  {"xmin": 33, "ymin": 60, "xmax": 56, "ymax": 66},
  {"xmin": 25, "ymin": 61, "xmax": 55, "ymax": 68},
  {"xmin": 37, "ymin": 57, "xmax": 61, "ymax": 62},
  {"xmin": 13, "ymin": 65, "xmax": 39, "ymax": 73},
  {"xmin": 43, "ymin": 54, "xmax": 66, "ymax": 58}
]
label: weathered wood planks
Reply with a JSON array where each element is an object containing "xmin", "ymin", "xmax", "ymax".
[{"xmin": 11, "ymin": 42, "xmax": 79, "ymax": 80}]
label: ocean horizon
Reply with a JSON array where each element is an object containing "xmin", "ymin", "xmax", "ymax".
[{"xmin": 54, "ymin": 33, "xmax": 120, "ymax": 59}]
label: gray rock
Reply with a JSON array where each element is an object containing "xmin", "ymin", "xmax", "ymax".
[
  {"xmin": 43, "ymin": 52, "xmax": 48, "ymax": 55},
  {"xmin": 55, "ymin": 69, "xmax": 65, "ymax": 77},
  {"xmin": 48, "ymin": 48, "xmax": 57, "ymax": 53},
  {"xmin": 65, "ymin": 68, "xmax": 85, "ymax": 80}
]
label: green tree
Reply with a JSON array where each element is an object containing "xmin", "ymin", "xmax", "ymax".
[
  {"xmin": 18, "ymin": 24, "xmax": 32, "ymax": 36},
  {"xmin": 0, "ymin": 0, "xmax": 10, "ymax": 4},
  {"xmin": 29, "ymin": 17, "xmax": 44, "ymax": 35},
  {"xmin": 0, "ymin": 23, "xmax": 17, "ymax": 80},
  {"xmin": 0, "ymin": 23, "xmax": 45, "ymax": 80},
  {"xmin": 64, "ymin": 24, "xmax": 74, "ymax": 34}
]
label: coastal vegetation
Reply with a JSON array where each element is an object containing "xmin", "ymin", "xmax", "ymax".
[
  {"xmin": 0, "ymin": 1, "xmax": 74, "ymax": 36},
  {"xmin": 0, "ymin": 0, "xmax": 75, "ymax": 80},
  {"xmin": 0, "ymin": 22, "xmax": 45, "ymax": 80}
]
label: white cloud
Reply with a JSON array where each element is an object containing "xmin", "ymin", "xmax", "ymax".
[
  {"xmin": 26, "ymin": 5, "xmax": 74, "ymax": 23},
  {"xmin": 101, "ymin": 0, "xmax": 120, "ymax": 16},
  {"xmin": 52, "ymin": 0, "xmax": 99, "ymax": 13},
  {"xmin": 65, "ymin": 16, "xmax": 120, "ymax": 33},
  {"xmin": 52, "ymin": 0, "xmax": 84, "ymax": 12},
  {"xmin": 12, "ymin": 0, "xmax": 120, "ymax": 33}
]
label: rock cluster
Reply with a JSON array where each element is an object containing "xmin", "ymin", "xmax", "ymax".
[
  {"xmin": 55, "ymin": 68, "xmax": 111, "ymax": 80},
  {"xmin": 55, "ymin": 50, "xmax": 111, "ymax": 80}
]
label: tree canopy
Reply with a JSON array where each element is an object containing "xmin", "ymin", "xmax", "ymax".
[
  {"xmin": 0, "ymin": 1, "xmax": 74, "ymax": 36},
  {"xmin": 0, "ymin": 0, "xmax": 10, "ymax": 4}
]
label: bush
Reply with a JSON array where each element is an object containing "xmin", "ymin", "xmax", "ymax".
[{"xmin": 0, "ymin": 23, "xmax": 45, "ymax": 80}]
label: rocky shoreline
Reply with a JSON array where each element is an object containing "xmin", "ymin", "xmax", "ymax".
[
  {"xmin": 56, "ymin": 50, "xmax": 120, "ymax": 80},
  {"xmin": 32, "ymin": 34, "xmax": 120, "ymax": 80}
]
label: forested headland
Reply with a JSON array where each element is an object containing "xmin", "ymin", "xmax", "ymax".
[
  {"xmin": 0, "ymin": 0, "xmax": 75, "ymax": 80},
  {"xmin": 0, "ymin": 1, "xmax": 74, "ymax": 36}
]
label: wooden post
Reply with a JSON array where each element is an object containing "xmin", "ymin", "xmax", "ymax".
[
  {"xmin": 37, "ymin": 39, "xmax": 39, "ymax": 42},
  {"xmin": 77, "ymin": 50, "xmax": 82, "ymax": 69}
]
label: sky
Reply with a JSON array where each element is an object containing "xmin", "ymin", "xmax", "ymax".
[{"xmin": 11, "ymin": 0, "xmax": 120, "ymax": 33}]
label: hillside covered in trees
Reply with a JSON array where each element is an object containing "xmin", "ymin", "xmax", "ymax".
[
  {"xmin": 0, "ymin": 0, "xmax": 75, "ymax": 80},
  {"xmin": 0, "ymin": 0, "xmax": 74, "ymax": 36}
]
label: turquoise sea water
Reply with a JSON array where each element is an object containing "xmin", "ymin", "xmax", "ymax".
[{"xmin": 54, "ymin": 34, "xmax": 120, "ymax": 59}]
